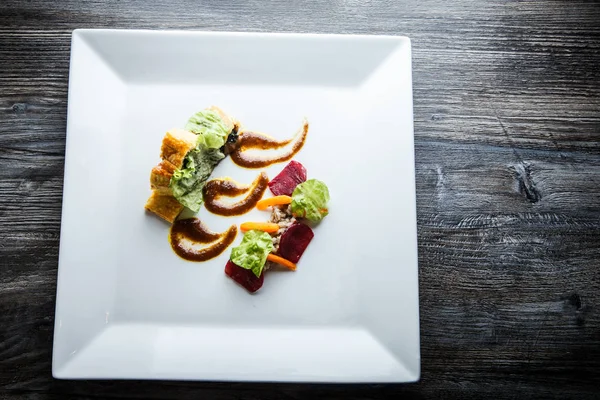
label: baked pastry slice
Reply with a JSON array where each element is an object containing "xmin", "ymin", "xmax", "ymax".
[{"xmin": 145, "ymin": 107, "xmax": 240, "ymax": 223}]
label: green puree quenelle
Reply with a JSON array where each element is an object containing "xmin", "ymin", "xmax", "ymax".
[
  {"xmin": 291, "ymin": 179, "xmax": 330, "ymax": 222},
  {"xmin": 185, "ymin": 109, "xmax": 230, "ymax": 148},
  {"xmin": 169, "ymin": 110, "xmax": 231, "ymax": 212}
]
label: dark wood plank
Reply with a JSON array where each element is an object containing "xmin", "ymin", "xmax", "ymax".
[{"xmin": 1, "ymin": 0, "xmax": 599, "ymax": 399}]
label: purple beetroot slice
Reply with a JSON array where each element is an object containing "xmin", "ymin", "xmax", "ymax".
[
  {"xmin": 278, "ymin": 223, "xmax": 314, "ymax": 264},
  {"xmin": 268, "ymin": 160, "xmax": 307, "ymax": 196},
  {"xmin": 225, "ymin": 260, "xmax": 264, "ymax": 293}
]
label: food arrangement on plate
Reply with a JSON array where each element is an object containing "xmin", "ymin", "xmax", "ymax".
[{"xmin": 144, "ymin": 106, "xmax": 330, "ymax": 293}]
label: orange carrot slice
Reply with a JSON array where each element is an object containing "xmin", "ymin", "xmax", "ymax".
[
  {"xmin": 240, "ymin": 222, "xmax": 280, "ymax": 233},
  {"xmin": 267, "ymin": 253, "xmax": 297, "ymax": 271},
  {"xmin": 256, "ymin": 195, "xmax": 292, "ymax": 210}
]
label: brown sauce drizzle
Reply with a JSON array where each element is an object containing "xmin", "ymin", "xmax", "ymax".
[
  {"xmin": 170, "ymin": 218, "xmax": 237, "ymax": 262},
  {"xmin": 231, "ymin": 120, "xmax": 309, "ymax": 168},
  {"xmin": 203, "ymin": 172, "xmax": 269, "ymax": 216}
]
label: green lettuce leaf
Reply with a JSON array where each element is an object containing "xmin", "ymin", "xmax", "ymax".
[
  {"xmin": 230, "ymin": 230, "xmax": 274, "ymax": 278},
  {"xmin": 291, "ymin": 179, "xmax": 330, "ymax": 222},
  {"xmin": 185, "ymin": 109, "xmax": 229, "ymax": 149},
  {"xmin": 171, "ymin": 153, "xmax": 196, "ymax": 182},
  {"xmin": 169, "ymin": 146, "xmax": 225, "ymax": 212}
]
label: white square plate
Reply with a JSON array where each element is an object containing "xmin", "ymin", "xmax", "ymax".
[{"xmin": 53, "ymin": 29, "xmax": 419, "ymax": 382}]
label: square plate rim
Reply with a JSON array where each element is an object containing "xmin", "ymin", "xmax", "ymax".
[{"xmin": 53, "ymin": 28, "xmax": 419, "ymax": 383}]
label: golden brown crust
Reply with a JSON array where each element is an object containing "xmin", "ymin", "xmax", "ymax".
[
  {"xmin": 160, "ymin": 128, "xmax": 198, "ymax": 169},
  {"xmin": 150, "ymin": 164, "xmax": 173, "ymax": 194},
  {"xmin": 147, "ymin": 129, "xmax": 196, "ymax": 222},
  {"xmin": 158, "ymin": 159, "xmax": 178, "ymax": 174},
  {"xmin": 150, "ymin": 130, "xmax": 196, "ymax": 196},
  {"xmin": 144, "ymin": 190, "xmax": 185, "ymax": 223}
]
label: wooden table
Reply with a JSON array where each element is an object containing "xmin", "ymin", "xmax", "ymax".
[{"xmin": 1, "ymin": 1, "xmax": 599, "ymax": 399}]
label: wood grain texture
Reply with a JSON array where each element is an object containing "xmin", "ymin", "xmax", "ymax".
[{"xmin": 1, "ymin": 0, "xmax": 599, "ymax": 399}]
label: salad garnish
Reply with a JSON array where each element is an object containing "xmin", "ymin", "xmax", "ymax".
[
  {"xmin": 224, "ymin": 161, "xmax": 329, "ymax": 293},
  {"xmin": 290, "ymin": 179, "xmax": 330, "ymax": 222},
  {"xmin": 230, "ymin": 230, "xmax": 274, "ymax": 278}
]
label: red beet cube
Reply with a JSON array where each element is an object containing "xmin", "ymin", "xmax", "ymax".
[
  {"xmin": 225, "ymin": 260, "xmax": 264, "ymax": 293},
  {"xmin": 268, "ymin": 160, "xmax": 307, "ymax": 196},
  {"xmin": 278, "ymin": 223, "xmax": 314, "ymax": 263}
]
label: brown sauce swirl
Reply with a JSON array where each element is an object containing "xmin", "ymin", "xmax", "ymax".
[
  {"xmin": 231, "ymin": 120, "xmax": 309, "ymax": 168},
  {"xmin": 203, "ymin": 172, "xmax": 269, "ymax": 216},
  {"xmin": 170, "ymin": 218, "xmax": 237, "ymax": 262}
]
